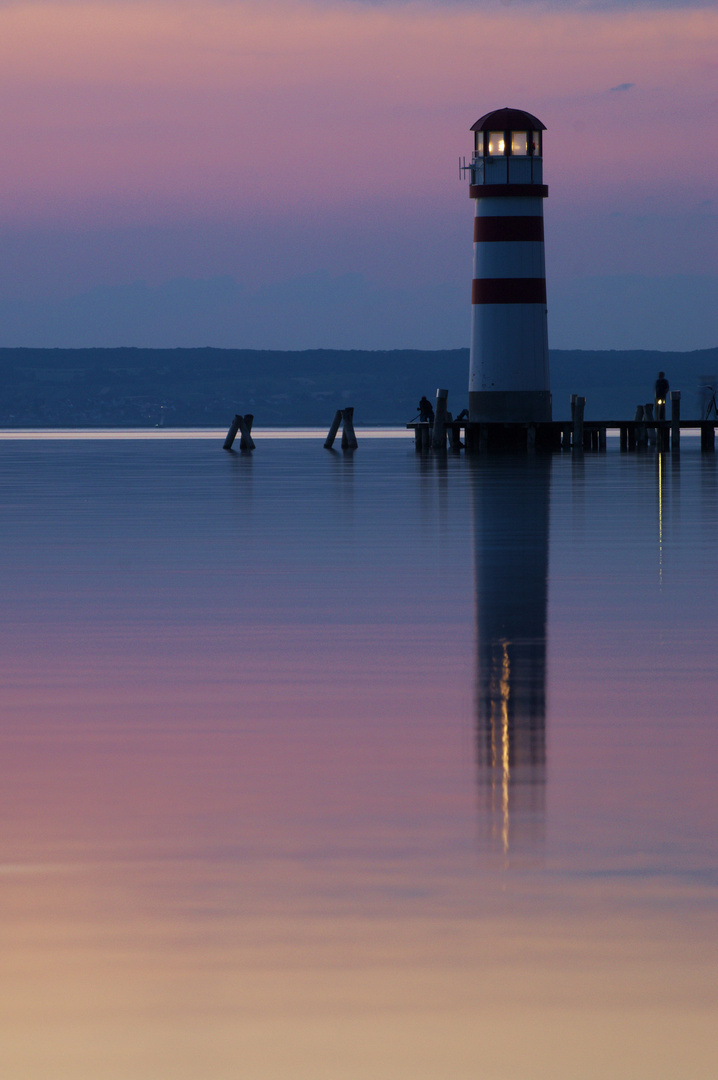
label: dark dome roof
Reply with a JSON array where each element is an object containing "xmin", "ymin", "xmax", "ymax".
[{"xmin": 471, "ymin": 108, "xmax": 546, "ymax": 132}]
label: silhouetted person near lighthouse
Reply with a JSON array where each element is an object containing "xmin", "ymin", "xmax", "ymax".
[{"xmin": 418, "ymin": 396, "xmax": 434, "ymax": 423}]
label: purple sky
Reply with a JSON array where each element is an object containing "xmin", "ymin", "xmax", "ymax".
[{"xmin": 0, "ymin": 0, "xmax": 716, "ymax": 351}]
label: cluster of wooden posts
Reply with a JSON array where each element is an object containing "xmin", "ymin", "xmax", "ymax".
[
  {"xmin": 223, "ymin": 407, "xmax": 359, "ymax": 451},
  {"xmin": 323, "ymin": 407, "xmax": 358, "ymax": 450},
  {"xmin": 411, "ymin": 389, "xmax": 466, "ymax": 452},
  {"xmin": 223, "ymin": 414, "xmax": 255, "ymax": 451},
  {"xmin": 409, "ymin": 388, "xmax": 717, "ymax": 453},
  {"xmin": 560, "ymin": 391, "xmax": 715, "ymax": 452}
]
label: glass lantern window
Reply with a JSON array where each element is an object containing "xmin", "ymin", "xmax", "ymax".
[
  {"xmin": 488, "ymin": 132, "xmax": 505, "ymax": 156},
  {"xmin": 530, "ymin": 131, "xmax": 541, "ymax": 156},
  {"xmin": 511, "ymin": 132, "xmax": 528, "ymax": 156},
  {"xmin": 475, "ymin": 131, "xmax": 485, "ymax": 156}
]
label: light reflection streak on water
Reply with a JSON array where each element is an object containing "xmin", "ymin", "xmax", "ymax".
[
  {"xmin": 487, "ymin": 646, "xmax": 511, "ymax": 855},
  {"xmin": 658, "ymin": 452, "xmax": 664, "ymax": 589},
  {"xmin": 484, "ymin": 638, "xmax": 513, "ymax": 858},
  {"xmin": 501, "ymin": 643, "xmax": 511, "ymax": 856}
]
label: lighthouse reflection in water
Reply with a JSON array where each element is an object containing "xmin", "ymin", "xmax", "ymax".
[{"xmin": 472, "ymin": 457, "xmax": 550, "ymax": 856}]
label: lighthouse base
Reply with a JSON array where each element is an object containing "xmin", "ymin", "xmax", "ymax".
[{"xmin": 469, "ymin": 390, "xmax": 552, "ymax": 424}]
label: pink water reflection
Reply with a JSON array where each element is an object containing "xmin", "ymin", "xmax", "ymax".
[{"xmin": 0, "ymin": 439, "xmax": 715, "ymax": 1078}]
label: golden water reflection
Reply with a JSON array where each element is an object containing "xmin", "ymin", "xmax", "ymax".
[{"xmin": 472, "ymin": 457, "xmax": 549, "ymax": 857}]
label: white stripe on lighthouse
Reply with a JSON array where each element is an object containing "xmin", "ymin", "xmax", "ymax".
[{"xmin": 473, "ymin": 242, "xmax": 545, "ymax": 280}]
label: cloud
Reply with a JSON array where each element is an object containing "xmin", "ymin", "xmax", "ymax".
[{"xmin": 610, "ymin": 82, "xmax": 636, "ymax": 91}]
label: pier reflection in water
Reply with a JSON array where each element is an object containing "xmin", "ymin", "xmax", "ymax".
[{"xmin": 471, "ymin": 457, "xmax": 549, "ymax": 856}]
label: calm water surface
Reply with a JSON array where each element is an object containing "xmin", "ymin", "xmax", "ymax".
[{"xmin": 0, "ymin": 435, "xmax": 716, "ymax": 1079}]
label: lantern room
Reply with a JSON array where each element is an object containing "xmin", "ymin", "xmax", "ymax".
[{"xmin": 470, "ymin": 107, "xmax": 545, "ymax": 186}]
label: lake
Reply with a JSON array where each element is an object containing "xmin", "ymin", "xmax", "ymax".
[{"xmin": 0, "ymin": 433, "xmax": 716, "ymax": 1079}]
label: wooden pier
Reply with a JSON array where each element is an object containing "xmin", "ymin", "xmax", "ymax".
[{"xmin": 407, "ymin": 418, "xmax": 717, "ymax": 453}]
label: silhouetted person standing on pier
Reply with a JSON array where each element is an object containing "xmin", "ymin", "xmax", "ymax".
[
  {"xmin": 418, "ymin": 396, "xmax": 434, "ymax": 423},
  {"xmin": 655, "ymin": 372, "xmax": 669, "ymax": 420}
]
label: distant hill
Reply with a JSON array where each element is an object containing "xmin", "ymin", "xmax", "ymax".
[{"xmin": 0, "ymin": 346, "xmax": 716, "ymax": 427}]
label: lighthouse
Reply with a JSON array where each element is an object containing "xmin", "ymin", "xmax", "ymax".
[{"xmin": 467, "ymin": 108, "xmax": 551, "ymax": 423}]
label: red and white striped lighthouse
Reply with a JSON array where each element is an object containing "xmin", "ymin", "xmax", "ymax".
[{"xmin": 467, "ymin": 108, "xmax": 551, "ymax": 423}]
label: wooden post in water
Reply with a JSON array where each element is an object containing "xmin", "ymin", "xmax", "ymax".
[
  {"xmin": 324, "ymin": 409, "xmax": 343, "ymax": 449},
  {"xmin": 598, "ymin": 426, "xmax": 607, "ymax": 451},
  {"xmin": 237, "ymin": 414, "xmax": 255, "ymax": 451},
  {"xmin": 572, "ymin": 396, "xmax": 585, "ymax": 451},
  {"xmin": 634, "ymin": 405, "xmax": 646, "ymax": 449},
  {"xmin": 341, "ymin": 407, "xmax": 358, "ymax": 450},
  {"xmin": 620, "ymin": 425, "xmax": 628, "ymax": 452},
  {"xmin": 431, "ymin": 388, "xmax": 449, "ymax": 451},
  {"xmin": 445, "ymin": 413, "xmax": 460, "ymax": 452},
  {"xmin": 700, "ymin": 422, "xmax": 715, "ymax": 452},
  {"xmin": 670, "ymin": 391, "xmax": 681, "ymax": 452},
  {"xmin": 644, "ymin": 403, "xmax": 656, "ymax": 447},
  {"xmin": 239, "ymin": 413, "xmax": 255, "ymax": 451},
  {"xmin": 449, "ymin": 416, "xmax": 462, "ymax": 452},
  {"xmin": 421, "ymin": 423, "xmax": 431, "ymax": 451},
  {"xmin": 223, "ymin": 414, "xmax": 242, "ymax": 450}
]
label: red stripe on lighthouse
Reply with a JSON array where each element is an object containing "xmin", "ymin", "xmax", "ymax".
[
  {"xmin": 472, "ymin": 279, "xmax": 547, "ymax": 304},
  {"xmin": 474, "ymin": 217, "xmax": 545, "ymax": 243}
]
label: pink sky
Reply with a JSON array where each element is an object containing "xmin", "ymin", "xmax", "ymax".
[{"xmin": 0, "ymin": 0, "xmax": 716, "ymax": 348}]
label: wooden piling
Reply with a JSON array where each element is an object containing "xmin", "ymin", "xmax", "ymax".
[
  {"xmin": 701, "ymin": 422, "xmax": 715, "ymax": 453},
  {"xmin": 237, "ymin": 414, "xmax": 255, "ymax": 451},
  {"xmin": 634, "ymin": 405, "xmax": 646, "ymax": 448},
  {"xmin": 598, "ymin": 426, "xmax": 607, "ymax": 451},
  {"xmin": 223, "ymin": 414, "xmax": 242, "ymax": 450},
  {"xmin": 572, "ymin": 396, "xmax": 585, "ymax": 451},
  {"xmin": 239, "ymin": 413, "xmax": 255, "ymax": 451},
  {"xmin": 324, "ymin": 409, "xmax": 343, "ymax": 449},
  {"xmin": 431, "ymin": 388, "xmax": 449, "ymax": 451},
  {"xmin": 341, "ymin": 407, "xmax": 358, "ymax": 449},
  {"xmin": 620, "ymin": 425, "xmax": 628, "ymax": 452},
  {"xmin": 670, "ymin": 391, "xmax": 681, "ymax": 452},
  {"xmin": 644, "ymin": 403, "xmax": 656, "ymax": 447}
]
